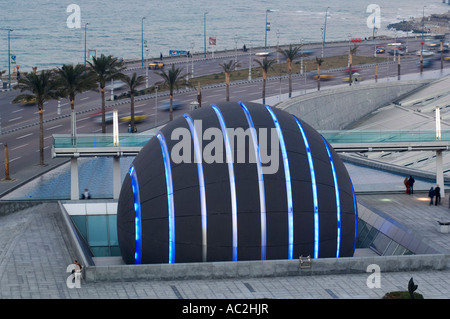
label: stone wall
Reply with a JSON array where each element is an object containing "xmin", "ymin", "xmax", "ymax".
[{"xmin": 84, "ymin": 254, "xmax": 450, "ymax": 282}]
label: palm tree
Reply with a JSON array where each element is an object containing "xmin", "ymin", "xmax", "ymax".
[
  {"xmin": 88, "ymin": 54, "xmax": 124, "ymax": 133},
  {"xmin": 13, "ymin": 71, "xmax": 59, "ymax": 165},
  {"xmin": 156, "ymin": 64, "xmax": 189, "ymax": 121},
  {"xmin": 120, "ymin": 72, "xmax": 145, "ymax": 129},
  {"xmin": 254, "ymin": 57, "xmax": 276, "ymax": 104},
  {"xmin": 315, "ymin": 57, "xmax": 324, "ymax": 91},
  {"xmin": 277, "ymin": 44, "xmax": 303, "ymax": 98},
  {"xmin": 348, "ymin": 45, "xmax": 358, "ymax": 86},
  {"xmin": 55, "ymin": 64, "xmax": 97, "ymax": 142},
  {"xmin": 219, "ymin": 60, "xmax": 241, "ymax": 101}
]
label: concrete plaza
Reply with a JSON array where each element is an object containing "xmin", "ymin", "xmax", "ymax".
[{"xmin": 1, "ymin": 70, "xmax": 450, "ymax": 302}]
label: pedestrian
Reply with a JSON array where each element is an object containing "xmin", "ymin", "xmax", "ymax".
[
  {"xmin": 128, "ymin": 123, "xmax": 133, "ymax": 133},
  {"xmin": 408, "ymin": 176, "xmax": 415, "ymax": 194},
  {"xmin": 133, "ymin": 125, "xmax": 137, "ymax": 133},
  {"xmin": 428, "ymin": 187, "xmax": 435, "ymax": 205},
  {"xmin": 81, "ymin": 188, "xmax": 91, "ymax": 199},
  {"xmin": 435, "ymin": 184, "xmax": 441, "ymax": 206},
  {"xmin": 71, "ymin": 260, "xmax": 82, "ymax": 283},
  {"xmin": 404, "ymin": 177, "xmax": 409, "ymax": 194},
  {"xmin": 160, "ymin": 52, "xmax": 163, "ymax": 61}
]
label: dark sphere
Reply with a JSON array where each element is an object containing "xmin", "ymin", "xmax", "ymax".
[{"xmin": 117, "ymin": 102, "xmax": 357, "ymax": 264}]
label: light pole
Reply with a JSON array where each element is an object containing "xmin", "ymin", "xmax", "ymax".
[
  {"xmin": 7, "ymin": 29, "xmax": 12, "ymax": 89},
  {"xmin": 84, "ymin": 23, "xmax": 89, "ymax": 67},
  {"xmin": 191, "ymin": 41, "xmax": 195, "ymax": 78},
  {"xmin": 322, "ymin": 7, "xmax": 329, "ymax": 58},
  {"xmin": 204, "ymin": 11, "xmax": 208, "ymax": 58},
  {"xmin": 265, "ymin": 9, "xmax": 276, "ymax": 51},
  {"xmin": 234, "ymin": 34, "xmax": 238, "ymax": 66},
  {"xmin": 2, "ymin": 28, "xmax": 14, "ymax": 89},
  {"xmin": 141, "ymin": 17, "xmax": 146, "ymax": 68},
  {"xmin": 248, "ymin": 41, "xmax": 252, "ymax": 81}
]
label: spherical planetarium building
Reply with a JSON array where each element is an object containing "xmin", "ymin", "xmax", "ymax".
[{"xmin": 117, "ymin": 102, "xmax": 358, "ymax": 264}]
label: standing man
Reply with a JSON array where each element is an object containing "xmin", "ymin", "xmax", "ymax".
[
  {"xmin": 408, "ymin": 176, "xmax": 415, "ymax": 195},
  {"xmin": 435, "ymin": 184, "xmax": 441, "ymax": 206}
]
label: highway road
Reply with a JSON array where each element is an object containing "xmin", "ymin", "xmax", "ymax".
[{"xmin": 0, "ymin": 38, "xmax": 449, "ymax": 178}]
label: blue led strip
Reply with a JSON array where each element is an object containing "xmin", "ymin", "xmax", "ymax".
[
  {"xmin": 211, "ymin": 105, "xmax": 238, "ymax": 261},
  {"xmin": 238, "ymin": 102, "xmax": 267, "ymax": 260},
  {"xmin": 184, "ymin": 114, "xmax": 208, "ymax": 262},
  {"xmin": 129, "ymin": 165, "xmax": 142, "ymax": 264},
  {"xmin": 293, "ymin": 116, "xmax": 319, "ymax": 259},
  {"xmin": 322, "ymin": 136, "xmax": 341, "ymax": 258},
  {"xmin": 351, "ymin": 180, "xmax": 358, "ymax": 256},
  {"xmin": 157, "ymin": 133, "xmax": 175, "ymax": 264},
  {"xmin": 265, "ymin": 105, "xmax": 294, "ymax": 260}
]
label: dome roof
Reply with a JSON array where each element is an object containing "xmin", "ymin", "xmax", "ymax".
[{"xmin": 117, "ymin": 102, "xmax": 358, "ymax": 264}]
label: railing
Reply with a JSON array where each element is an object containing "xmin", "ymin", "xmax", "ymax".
[
  {"xmin": 52, "ymin": 133, "xmax": 154, "ymax": 149},
  {"xmin": 320, "ymin": 129, "xmax": 450, "ymax": 144}
]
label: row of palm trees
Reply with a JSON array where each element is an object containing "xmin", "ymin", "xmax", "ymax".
[
  {"xmin": 220, "ymin": 44, "xmax": 345, "ymax": 104},
  {"xmin": 12, "ymin": 45, "xmax": 348, "ymax": 166},
  {"xmin": 12, "ymin": 54, "xmax": 186, "ymax": 165}
]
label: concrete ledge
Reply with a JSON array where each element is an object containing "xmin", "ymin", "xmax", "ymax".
[
  {"xmin": 0, "ymin": 200, "xmax": 46, "ymax": 217},
  {"xmin": 84, "ymin": 254, "xmax": 450, "ymax": 282},
  {"xmin": 277, "ymin": 79, "xmax": 432, "ymax": 130}
]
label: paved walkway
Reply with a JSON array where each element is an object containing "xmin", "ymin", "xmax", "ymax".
[
  {"xmin": 1, "ymin": 192, "xmax": 450, "ymax": 300},
  {"xmin": 1, "ymin": 75, "xmax": 450, "ymax": 303}
]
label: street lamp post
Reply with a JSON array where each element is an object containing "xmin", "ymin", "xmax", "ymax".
[
  {"xmin": 322, "ymin": 7, "xmax": 329, "ymax": 58},
  {"xmin": 204, "ymin": 11, "xmax": 208, "ymax": 58},
  {"xmin": 265, "ymin": 9, "xmax": 276, "ymax": 51},
  {"xmin": 7, "ymin": 29, "xmax": 12, "ymax": 89},
  {"xmin": 248, "ymin": 41, "xmax": 252, "ymax": 81},
  {"xmin": 1, "ymin": 28, "xmax": 14, "ymax": 88},
  {"xmin": 84, "ymin": 23, "xmax": 89, "ymax": 67},
  {"xmin": 141, "ymin": 17, "xmax": 146, "ymax": 68}
]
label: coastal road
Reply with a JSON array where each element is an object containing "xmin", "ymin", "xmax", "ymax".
[{"xmin": 0, "ymin": 38, "xmax": 448, "ymax": 178}]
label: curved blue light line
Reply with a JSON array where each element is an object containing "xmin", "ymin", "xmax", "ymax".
[
  {"xmin": 293, "ymin": 116, "xmax": 319, "ymax": 259},
  {"xmin": 322, "ymin": 136, "xmax": 341, "ymax": 258},
  {"xmin": 157, "ymin": 133, "xmax": 175, "ymax": 264},
  {"xmin": 184, "ymin": 114, "xmax": 208, "ymax": 262},
  {"xmin": 238, "ymin": 102, "xmax": 267, "ymax": 260},
  {"xmin": 211, "ymin": 105, "xmax": 238, "ymax": 261},
  {"xmin": 265, "ymin": 105, "xmax": 294, "ymax": 260},
  {"xmin": 351, "ymin": 180, "xmax": 358, "ymax": 256},
  {"xmin": 128, "ymin": 165, "xmax": 142, "ymax": 264}
]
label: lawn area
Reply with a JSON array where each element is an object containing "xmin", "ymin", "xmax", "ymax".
[{"xmin": 188, "ymin": 55, "xmax": 387, "ymax": 87}]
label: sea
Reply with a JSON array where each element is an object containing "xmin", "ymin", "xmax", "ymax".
[{"xmin": 1, "ymin": 0, "xmax": 450, "ymax": 72}]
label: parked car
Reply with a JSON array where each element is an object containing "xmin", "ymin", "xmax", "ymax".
[{"xmin": 376, "ymin": 47, "xmax": 385, "ymax": 54}]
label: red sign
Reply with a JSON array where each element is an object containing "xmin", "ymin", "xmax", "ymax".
[{"xmin": 209, "ymin": 37, "xmax": 216, "ymax": 46}]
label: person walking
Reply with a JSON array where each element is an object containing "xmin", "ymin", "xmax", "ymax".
[
  {"xmin": 408, "ymin": 176, "xmax": 415, "ymax": 194},
  {"xmin": 435, "ymin": 184, "xmax": 441, "ymax": 206},
  {"xmin": 428, "ymin": 187, "xmax": 435, "ymax": 205}
]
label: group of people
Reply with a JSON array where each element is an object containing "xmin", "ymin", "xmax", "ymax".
[
  {"xmin": 428, "ymin": 184, "xmax": 442, "ymax": 206},
  {"xmin": 404, "ymin": 175, "xmax": 442, "ymax": 206},
  {"xmin": 403, "ymin": 176, "xmax": 415, "ymax": 194}
]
